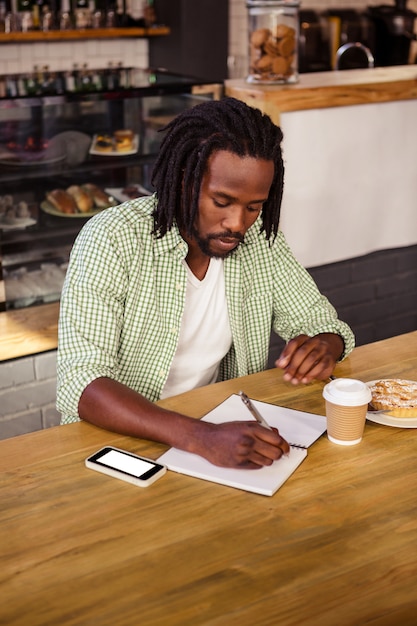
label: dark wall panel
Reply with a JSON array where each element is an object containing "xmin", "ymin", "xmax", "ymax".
[{"xmin": 149, "ymin": 0, "xmax": 229, "ymax": 82}]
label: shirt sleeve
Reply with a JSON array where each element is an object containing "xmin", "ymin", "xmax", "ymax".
[
  {"xmin": 56, "ymin": 215, "xmax": 129, "ymax": 422},
  {"xmin": 271, "ymin": 232, "xmax": 355, "ymax": 360}
]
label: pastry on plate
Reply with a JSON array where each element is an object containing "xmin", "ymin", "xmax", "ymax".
[
  {"xmin": 67, "ymin": 185, "xmax": 94, "ymax": 213},
  {"xmin": 114, "ymin": 129, "xmax": 134, "ymax": 152},
  {"xmin": 94, "ymin": 135, "xmax": 114, "ymax": 153},
  {"xmin": 369, "ymin": 379, "xmax": 417, "ymax": 417},
  {"xmin": 82, "ymin": 183, "xmax": 115, "ymax": 208},
  {"xmin": 46, "ymin": 189, "xmax": 78, "ymax": 214}
]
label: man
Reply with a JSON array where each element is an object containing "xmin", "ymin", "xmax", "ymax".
[{"xmin": 57, "ymin": 97, "xmax": 354, "ymax": 469}]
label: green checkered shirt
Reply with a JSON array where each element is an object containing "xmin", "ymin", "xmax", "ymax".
[{"xmin": 57, "ymin": 194, "xmax": 354, "ymax": 423}]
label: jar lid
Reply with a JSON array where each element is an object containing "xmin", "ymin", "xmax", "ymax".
[{"xmin": 322, "ymin": 378, "xmax": 372, "ymax": 407}]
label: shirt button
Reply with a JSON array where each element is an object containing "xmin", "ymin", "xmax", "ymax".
[
  {"xmin": 171, "ymin": 327, "xmax": 177, "ymax": 334},
  {"xmin": 176, "ymin": 282, "xmax": 182, "ymax": 290},
  {"xmin": 159, "ymin": 370, "xmax": 165, "ymax": 378}
]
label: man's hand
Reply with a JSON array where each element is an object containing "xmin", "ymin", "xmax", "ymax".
[
  {"xmin": 275, "ymin": 333, "xmax": 344, "ymax": 385},
  {"xmin": 195, "ymin": 421, "xmax": 290, "ymax": 469},
  {"xmin": 79, "ymin": 378, "xmax": 290, "ymax": 471}
]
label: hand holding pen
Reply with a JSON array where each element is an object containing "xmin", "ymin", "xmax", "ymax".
[
  {"xmin": 239, "ymin": 391, "xmax": 306, "ymax": 452},
  {"xmin": 188, "ymin": 391, "xmax": 293, "ymax": 469}
]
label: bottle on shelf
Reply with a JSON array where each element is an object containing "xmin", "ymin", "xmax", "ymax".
[
  {"xmin": 40, "ymin": 65, "xmax": 55, "ymax": 93},
  {"xmin": 59, "ymin": 0, "xmax": 72, "ymax": 29},
  {"xmin": 74, "ymin": 0, "xmax": 91, "ymax": 28},
  {"xmin": 104, "ymin": 61, "xmax": 118, "ymax": 89},
  {"xmin": 52, "ymin": 70, "xmax": 65, "ymax": 94},
  {"xmin": 31, "ymin": 0, "xmax": 41, "ymax": 29},
  {"xmin": 117, "ymin": 62, "xmax": 131, "ymax": 89},
  {"xmin": 0, "ymin": 1, "xmax": 7, "ymax": 31},
  {"xmin": 143, "ymin": 0, "xmax": 155, "ymax": 28},
  {"xmin": 105, "ymin": 0, "xmax": 117, "ymax": 27},
  {"xmin": 91, "ymin": 6, "xmax": 101, "ymax": 27},
  {"xmin": 90, "ymin": 66, "xmax": 103, "ymax": 90},
  {"xmin": 25, "ymin": 71, "xmax": 39, "ymax": 95},
  {"xmin": 79, "ymin": 63, "xmax": 93, "ymax": 90},
  {"xmin": 33, "ymin": 64, "xmax": 43, "ymax": 88},
  {"xmin": 17, "ymin": 0, "xmax": 33, "ymax": 30},
  {"xmin": 71, "ymin": 63, "xmax": 81, "ymax": 90},
  {"xmin": 5, "ymin": 74, "xmax": 18, "ymax": 97},
  {"xmin": 0, "ymin": 75, "xmax": 6, "ymax": 98},
  {"xmin": 41, "ymin": 3, "xmax": 54, "ymax": 30},
  {"xmin": 16, "ymin": 73, "xmax": 27, "ymax": 96},
  {"xmin": 64, "ymin": 68, "xmax": 76, "ymax": 92}
]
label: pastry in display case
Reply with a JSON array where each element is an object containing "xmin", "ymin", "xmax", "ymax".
[{"xmin": 0, "ymin": 68, "xmax": 222, "ymax": 311}]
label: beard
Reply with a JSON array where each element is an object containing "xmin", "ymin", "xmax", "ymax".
[{"xmin": 190, "ymin": 226, "xmax": 244, "ymax": 259}]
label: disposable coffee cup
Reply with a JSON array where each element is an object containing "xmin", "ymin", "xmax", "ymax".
[{"xmin": 322, "ymin": 378, "xmax": 371, "ymax": 446}]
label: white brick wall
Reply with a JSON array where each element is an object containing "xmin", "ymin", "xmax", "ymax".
[
  {"xmin": 2, "ymin": 38, "xmax": 149, "ymax": 75},
  {"xmin": 0, "ymin": 351, "xmax": 60, "ymax": 440}
]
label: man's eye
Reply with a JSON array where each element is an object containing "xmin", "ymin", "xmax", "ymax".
[
  {"xmin": 248, "ymin": 205, "xmax": 262, "ymax": 213},
  {"xmin": 213, "ymin": 199, "xmax": 228, "ymax": 208}
]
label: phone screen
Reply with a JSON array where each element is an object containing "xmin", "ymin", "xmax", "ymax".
[{"xmin": 95, "ymin": 449, "xmax": 159, "ymax": 478}]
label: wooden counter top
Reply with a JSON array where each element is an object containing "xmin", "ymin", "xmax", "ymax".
[
  {"xmin": 0, "ymin": 301, "xmax": 59, "ymax": 362},
  {"xmin": 225, "ymin": 65, "xmax": 417, "ymax": 120}
]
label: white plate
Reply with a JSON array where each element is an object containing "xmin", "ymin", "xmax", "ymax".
[
  {"xmin": 0, "ymin": 216, "xmax": 36, "ymax": 230},
  {"xmin": 105, "ymin": 185, "xmax": 151, "ymax": 203},
  {"xmin": 366, "ymin": 380, "xmax": 417, "ymax": 429},
  {"xmin": 40, "ymin": 200, "xmax": 105, "ymax": 219},
  {"xmin": 89, "ymin": 134, "xmax": 139, "ymax": 157},
  {"xmin": 0, "ymin": 152, "xmax": 65, "ymax": 167}
]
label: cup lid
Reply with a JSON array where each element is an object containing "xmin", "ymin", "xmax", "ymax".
[{"xmin": 323, "ymin": 378, "xmax": 371, "ymax": 406}]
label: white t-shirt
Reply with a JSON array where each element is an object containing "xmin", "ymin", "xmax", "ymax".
[{"xmin": 160, "ymin": 258, "xmax": 232, "ymax": 399}]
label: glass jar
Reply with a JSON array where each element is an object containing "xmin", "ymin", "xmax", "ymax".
[{"xmin": 246, "ymin": 0, "xmax": 300, "ymax": 84}]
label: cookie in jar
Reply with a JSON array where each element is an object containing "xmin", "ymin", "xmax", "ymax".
[{"xmin": 247, "ymin": 0, "xmax": 300, "ymax": 84}]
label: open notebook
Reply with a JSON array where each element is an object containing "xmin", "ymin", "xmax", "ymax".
[{"xmin": 158, "ymin": 394, "xmax": 327, "ymax": 496}]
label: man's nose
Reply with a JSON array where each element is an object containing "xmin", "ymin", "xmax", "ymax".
[{"xmin": 222, "ymin": 207, "xmax": 246, "ymax": 233}]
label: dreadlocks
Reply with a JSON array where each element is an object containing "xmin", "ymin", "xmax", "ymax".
[{"xmin": 151, "ymin": 96, "xmax": 284, "ymax": 241}]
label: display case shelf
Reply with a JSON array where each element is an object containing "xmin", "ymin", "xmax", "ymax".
[{"xmin": 0, "ymin": 70, "xmax": 222, "ymax": 312}]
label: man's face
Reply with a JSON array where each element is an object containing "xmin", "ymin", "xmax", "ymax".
[{"xmin": 186, "ymin": 150, "xmax": 275, "ymax": 259}]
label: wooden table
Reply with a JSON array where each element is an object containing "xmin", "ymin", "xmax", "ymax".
[{"xmin": 1, "ymin": 331, "xmax": 416, "ymax": 625}]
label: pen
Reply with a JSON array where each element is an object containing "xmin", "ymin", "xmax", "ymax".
[
  {"xmin": 239, "ymin": 390, "xmax": 272, "ymax": 430},
  {"xmin": 238, "ymin": 390, "xmax": 307, "ymax": 450}
]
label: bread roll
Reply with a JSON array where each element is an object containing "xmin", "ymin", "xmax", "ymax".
[
  {"xmin": 46, "ymin": 189, "xmax": 78, "ymax": 214},
  {"xmin": 66, "ymin": 185, "xmax": 94, "ymax": 213},
  {"xmin": 82, "ymin": 183, "xmax": 114, "ymax": 208}
]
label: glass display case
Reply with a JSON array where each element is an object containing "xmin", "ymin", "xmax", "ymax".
[{"xmin": 0, "ymin": 68, "xmax": 222, "ymax": 311}]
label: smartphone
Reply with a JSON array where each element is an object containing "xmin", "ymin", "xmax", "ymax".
[{"xmin": 85, "ymin": 446, "xmax": 166, "ymax": 487}]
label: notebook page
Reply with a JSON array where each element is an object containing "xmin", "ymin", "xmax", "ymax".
[{"xmin": 158, "ymin": 394, "xmax": 326, "ymax": 496}]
